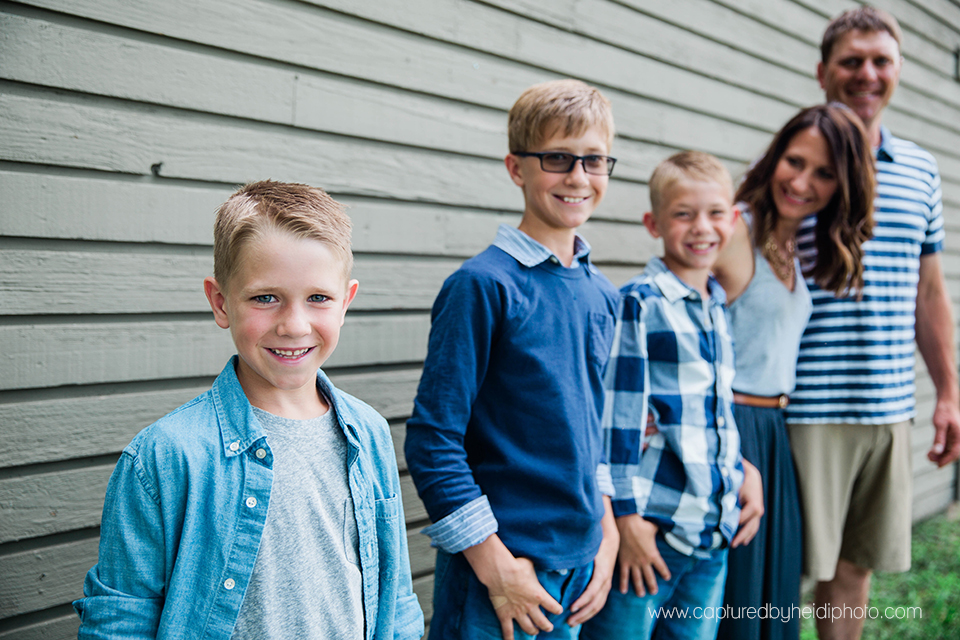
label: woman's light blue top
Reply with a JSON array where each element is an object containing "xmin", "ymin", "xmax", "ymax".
[{"xmin": 727, "ymin": 222, "xmax": 812, "ymax": 397}]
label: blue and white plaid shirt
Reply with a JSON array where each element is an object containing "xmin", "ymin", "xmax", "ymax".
[{"xmin": 604, "ymin": 257, "xmax": 743, "ymax": 554}]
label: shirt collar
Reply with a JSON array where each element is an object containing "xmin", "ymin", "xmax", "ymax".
[
  {"xmin": 213, "ymin": 356, "xmax": 361, "ymax": 459},
  {"xmin": 213, "ymin": 357, "xmax": 267, "ymax": 457},
  {"xmin": 493, "ymin": 224, "xmax": 591, "ymax": 268},
  {"xmin": 644, "ymin": 256, "xmax": 727, "ymax": 305},
  {"xmin": 877, "ymin": 125, "xmax": 896, "ymax": 163}
]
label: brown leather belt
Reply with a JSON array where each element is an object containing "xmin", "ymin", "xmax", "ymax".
[{"xmin": 733, "ymin": 392, "xmax": 789, "ymax": 409}]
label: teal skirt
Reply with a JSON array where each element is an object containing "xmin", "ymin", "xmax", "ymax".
[{"xmin": 717, "ymin": 404, "xmax": 802, "ymax": 640}]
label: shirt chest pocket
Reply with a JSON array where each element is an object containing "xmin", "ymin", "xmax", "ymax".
[{"xmin": 588, "ymin": 312, "xmax": 615, "ymax": 367}]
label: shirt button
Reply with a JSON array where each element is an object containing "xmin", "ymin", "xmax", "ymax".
[
  {"xmin": 549, "ymin": 256, "xmax": 559, "ymax": 264},
  {"xmin": 246, "ymin": 497, "xmax": 258, "ymax": 508},
  {"xmin": 717, "ymin": 416, "xmax": 725, "ymax": 427},
  {"xmin": 255, "ymin": 448, "xmax": 267, "ymax": 459},
  {"xmin": 229, "ymin": 441, "xmax": 240, "ymax": 452},
  {"xmin": 224, "ymin": 578, "xmax": 236, "ymax": 590},
  {"xmin": 721, "ymin": 468, "xmax": 729, "ymax": 477}
]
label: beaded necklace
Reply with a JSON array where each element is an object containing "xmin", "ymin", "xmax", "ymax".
[{"xmin": 762, "ymin": 235, "xmax": 796, "ymax": 284}]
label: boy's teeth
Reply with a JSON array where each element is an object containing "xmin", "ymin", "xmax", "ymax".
[
  {"xmin": 562, "ymin": 196, "xmax": 585, "ymax": 203},
  {"xmin": 271, "ymin": 348, "xmax": 310, "ymax": 357}
]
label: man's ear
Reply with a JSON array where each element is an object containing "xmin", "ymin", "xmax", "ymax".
[
  {"xmin": 504, "ymin": 153, "xmax": 526, "ymax": 188},
  {"xmin": 642, "ymin": 211, "xmax": 660, "ymax": 238},
  {"xmin": 816, "ymin": 61, "xmax": 827, "ymax": 90},
  {"xmin": 204, "ymin": 277, "xmax": 231, "ymax": 329}
]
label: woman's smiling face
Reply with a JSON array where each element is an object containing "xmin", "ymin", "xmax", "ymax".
[{"xmin": 771, "ymin": 125, "xmax": 839, "ymax": 222}]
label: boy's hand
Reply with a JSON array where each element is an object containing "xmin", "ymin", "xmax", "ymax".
[
  {"xmin": 642, "ymin": 411, "xmax": 658, "ymax": 452},
  {"xmin": 567, "ymin": 497, "xmax": 619, "ymax": 626},
  {"xmin": 462, "ymin": 534, "xmax": 563, "ymax": 640},
  {"xmin": 732, "ymin": 459, "xmax": 764, "ymax": 547},
  {"xmin": 615, "ymin": 513, "xmax": 670, "ymax": 597}
]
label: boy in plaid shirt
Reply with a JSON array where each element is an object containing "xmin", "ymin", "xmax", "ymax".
[{"xmin": 581, "ymin": 151, "xmax": 762, "ymax": 640}]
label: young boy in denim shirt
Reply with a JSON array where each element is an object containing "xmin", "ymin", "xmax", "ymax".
[
  {"xmin": 405, "ymin": 80, "xmax": 621, "ymax": 640},
  {"xmin": 581, "ymin": 152, "xmax": 761, "ymax": 640},
  {"xmin": 74, "ymin": 181, "xmax": 423, "ymax": 639}
]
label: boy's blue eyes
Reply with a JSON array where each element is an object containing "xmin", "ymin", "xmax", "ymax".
[
  {"xmin": 671, "ymin": 210, "xmax": 727, "ymax": 218},
  {"xmin": 250, "ymin": 294, "xmax": 329, "ymax": 303},
  {"xmin": 543, "ymin": 153, "xmax": 603, "ymax": 162}
]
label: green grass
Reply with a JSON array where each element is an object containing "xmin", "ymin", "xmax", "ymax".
[{"xmin": 800, "ymin": 510, "xmax": 960, "ymax": 640}]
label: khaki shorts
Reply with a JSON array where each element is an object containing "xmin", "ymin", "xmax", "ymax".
[{"xmin": 787, "ymin": 421, "xmax": 912, "ymax": 581}]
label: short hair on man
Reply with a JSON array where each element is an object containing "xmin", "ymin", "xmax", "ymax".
[
  {"xmin": 648, "ymin": 150, "xmax": 733, "ymax": 215},
  {"xmin": 213, "ymin": 180, "xmax": 354, "ymax": 289},
  {"xmin": 508, "ymin": 79, "xmax": 615, "ymax": 153},
  {"xmin": 821, "ymin": 6, "xmax": 903, "ymax": 63}
]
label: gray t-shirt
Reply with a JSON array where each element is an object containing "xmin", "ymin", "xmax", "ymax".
[{"xmin": 230, "ymin": 401, "xmax": 364, "ymax": 639}]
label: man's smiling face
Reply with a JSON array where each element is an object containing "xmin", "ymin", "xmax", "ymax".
[{"xmin": 818, "ymin": 29, "xmax": 902, "ymax": 136}]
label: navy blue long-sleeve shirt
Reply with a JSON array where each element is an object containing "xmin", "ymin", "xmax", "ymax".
[{"xmin": 405, "ymin": 225, "xmax": 619, "ymax": 570}]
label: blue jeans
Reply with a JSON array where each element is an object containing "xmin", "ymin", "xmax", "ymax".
[
  {"xmin": 428, "ymin": 549, "xmax": 594, "ymax": 640},
  {"xmin": 580, "ymin": 536, "xmax": 727, "ymax": 640}
]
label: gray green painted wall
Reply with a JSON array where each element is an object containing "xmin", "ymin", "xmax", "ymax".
[{"xmin": 2, "ymin": 0, "xmax": 959, "ymax": 636}]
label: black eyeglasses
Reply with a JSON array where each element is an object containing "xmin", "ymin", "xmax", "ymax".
[{"xmin": 513, "ymin": 152, "xmax": 617, "ymax": 176}]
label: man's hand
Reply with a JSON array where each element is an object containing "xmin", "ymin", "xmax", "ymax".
[
  {"xmin": 732, "ymin": 459, "xmax": 764, "ymax": 547},
  {"xmin": 915, "ymin": 253, "xmax": 960, "ymax": 468},
  {"xmin": 615, "ymin": 514, "xmax": 670, "ymax": 597},
  {"xmin": 929, "ymin": 398, "xmax": 960, "ymax": 467},
  {"xmin": 462, "ymin": 534, "xmax": 562, "ymax": 640},
  {"xmin": 568, "ymin": 497, "xmax": 619, "ymax": 626}
]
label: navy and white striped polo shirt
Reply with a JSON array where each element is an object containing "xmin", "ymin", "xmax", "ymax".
[{"xmin": 786, "ymin": 126, "xmax": 944, "ymax": 425}]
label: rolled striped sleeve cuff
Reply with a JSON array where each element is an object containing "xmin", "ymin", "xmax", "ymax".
[
  {"xmin": 421, "ymin": 496, "xmax": 498, "ymax": 553},
  {"xmin": 596, "ymin": 463, "xmax": 614, "ymax": 497}
]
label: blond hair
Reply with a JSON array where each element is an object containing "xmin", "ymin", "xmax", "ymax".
[
  {"xmin": 648, "ymin": 151, "xmax": 733, "ymax": 214},
  {"xmin": 213, "ymin": 180, "xmax": 353, "ymax": 290},
  {"xmin": 508, "ymin": 79, "xmax": 614, "ymax": 152},
  {"xmin": 821, "ymin": 6, "xmax": 902, "ymax": 63}
]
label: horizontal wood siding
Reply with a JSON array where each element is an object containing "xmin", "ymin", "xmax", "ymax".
[{"xmin": 1, "ymin": 0, "xmax": 958, "ymax": 636}]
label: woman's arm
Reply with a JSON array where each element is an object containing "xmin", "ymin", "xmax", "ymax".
[{"xmin": 712, "ymin": 212, "xmax": 754, "ymax": 303}]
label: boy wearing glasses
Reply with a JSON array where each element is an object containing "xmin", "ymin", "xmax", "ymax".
[{"xmin": 405, "ymin": 79, "xmax": 621, "ymax": 640}]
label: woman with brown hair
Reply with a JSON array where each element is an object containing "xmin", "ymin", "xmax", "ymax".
[{"xmin": 713, "ymin": 103, "xmax": 875, "ymax": 640}]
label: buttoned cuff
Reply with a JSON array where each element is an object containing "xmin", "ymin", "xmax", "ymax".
[
  {"xmin": 596, "ymin": 463, "xmax": 614, "ymax": 497},
  {"xmin": 610, "ymin": 478, "xmax": 638, "ymax": 518},
  {"xmin": 611, "ymin": 498, "xmax": 639, "ymax": 518},
  {"xmin": 421, "ymin": 496, "xmax": 498, "ymax": 554}
]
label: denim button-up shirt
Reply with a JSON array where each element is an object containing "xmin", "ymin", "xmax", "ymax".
[{"xmin": 74, "ymin": 357, "xmax": 423, "ymax": 639}]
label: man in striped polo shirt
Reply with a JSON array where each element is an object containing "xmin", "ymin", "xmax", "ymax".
[{"xmin": 786, "ymin": 7, "xmax": 960, "ymax": 640}]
